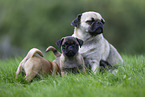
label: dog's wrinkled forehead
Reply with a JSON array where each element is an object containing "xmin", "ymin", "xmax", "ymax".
[
  {"xmin": 81, "ymin": 12, "xmax": 102, "ymax": 21},
  {"xmin": 56, "ymin": 36, "xmax": 83, "ymax": 48},
  {"xmin": 63, "ymin": 36, "xmax": 77, "ymax": 44}
]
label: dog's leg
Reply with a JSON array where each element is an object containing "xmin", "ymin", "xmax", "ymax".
[
  {"xmin": 99, "ymin": 60, "xmax": 113, "ymax": 72},
  {"xmin": 51, "ymin": 62, "xmax": 60, "ymax": 76},
  {"xmin": 106, "ymin": 44, "xmax": 123, "ymax": 66},
  {"xmin": 91, "ymin": 64, "xmax": 99, "ymax": 74},
  {"xmin": 82, "ymin": 57, "xmax": 86, "ymax": 74},
  {"xmin": 16, "ymin": 63, "xmax": 23, "ymax": 79},
  {"xmin": 25, "ymin": 73, "xmax": 37, "ymax": 82},
  {"xmin": 25, "ymin": 69, "xmax": 39, "ymax": 82},
  {"xmin": 24, "ymin": 63, "xmax": 39, "ymax": 82},
  {"xmin": 82, "ymin": 67, "xmax": 86, "ymax": 74},
  {"xmin": 60, "ymin": 66, "xmax": 67, "ymax": 76},
  {"xmin": 89, "ymin": 60, "xmax": 100, "ymax": 74},
  {"xmin": 105, "ymin": 45, "xmax": 123, "ymax": 73},
  {"xmin": 61, "ymin": 71, "xmax": 66, "ymax": 77}
]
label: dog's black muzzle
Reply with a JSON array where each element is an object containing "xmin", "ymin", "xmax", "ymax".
[
  {"xmin": 65, "ymin": 50, "xmax": 76, "ymax": 57},
  {"xmin": 88, "ymin": 20, "xmax": 104, "ymax": 36},
  {"xmin": 64, "ymin": 46, "xmax": 78, "ymax": 57}
]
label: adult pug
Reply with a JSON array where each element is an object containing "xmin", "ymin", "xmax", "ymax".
[
  {"xmin": 71, "ymin": 11, "xmax": 123, "ymax": 73},
  {"xmin": 16, "ymin": 48, "xmax": 59, "ymax": 82}
]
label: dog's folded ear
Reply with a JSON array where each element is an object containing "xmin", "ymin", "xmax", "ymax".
[
  {"xmin": 76, "ymin": 38, "xmax": 83, "ymax": 47},
  {"xmin": 56, "ymin": 38, "xmax": 64, "ymax": 48},
  {"xmin": 71, "ymin": 14, "xmax": 82, "ymax": 28},
  {"xmin": 101, "ymin": 18, "xmax": 105, "ymax": 24}
]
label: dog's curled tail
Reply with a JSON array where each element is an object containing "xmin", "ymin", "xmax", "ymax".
[
  {"xmin": 46, "ymin": 46, "xmax": 61, "ymax": 57},
  {"xmin": 21, "ymin": 48, "xmax": 43, "ymax": 63},
  {"xmin": 26, "ymin": 48, "xmax": 43, "ymax": 59},
  {"xmin": 16, "ymin": 48, "xmax": 44, "ymax": 77}
]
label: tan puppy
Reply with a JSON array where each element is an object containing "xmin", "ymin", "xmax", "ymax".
[
  {"xmin": 16, "ymin": 48, "xmax": 59, "ymax": 82},
  {"xmin": 46, "ymin": 36, "xmax": 86, "ymax": 76},
  {"xmin": 71, "ymin": 11, "xmax": 123, "ymax": 73}
]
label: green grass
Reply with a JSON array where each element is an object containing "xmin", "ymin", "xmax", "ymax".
[{"xmin": 0, "ymin": 54, "xmax": 145, "ymax": 97}]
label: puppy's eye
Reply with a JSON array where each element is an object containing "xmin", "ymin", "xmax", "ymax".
[
  {"xmin": 62, "ymin": 45, "xmax": 65, "ymax": 49},
  {"xmin": 72, "ymin": 44, "xmax": 76, "ymax": 46},
  {"xmin": 65, "ymin": 42, "xmax": 68, "ymax": 45}
]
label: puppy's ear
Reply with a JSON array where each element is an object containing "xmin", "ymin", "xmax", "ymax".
[
  {"xmin": 101, "ymin": 18, "xmax": 105, "ymax": 24},
  {"xmin": 76, "ymin": 38, "xmax": 83, "ymax": 48},
  {"xmin": 56, "ymin": 38, "xmax": 64, "ymax": 48},
  {"xmin": 71, "ymin": 14, "xmax": 82, "ymax": 28}
]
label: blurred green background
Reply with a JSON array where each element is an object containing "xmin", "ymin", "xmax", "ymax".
[{"xmin": 0, "ymin": 0, "xmax": 145, "ymax": 59}]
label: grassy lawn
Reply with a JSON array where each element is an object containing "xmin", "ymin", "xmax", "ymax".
[{"xmin": 0, "ymin": 54, "xmax": 145, "ymax": 97}]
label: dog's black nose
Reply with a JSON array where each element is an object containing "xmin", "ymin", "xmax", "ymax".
[
  {"xmin": 68, "ymin": 46, "xmax": 74, "ymax": 51},
  {"xmin": 88, "ymin": 20, "xmax": 104, "ymax": 36}
]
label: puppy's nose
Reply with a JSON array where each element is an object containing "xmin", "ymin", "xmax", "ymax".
[{"xmin": 68, "ymin": 46, "xmax": 73, "ymax": 51}]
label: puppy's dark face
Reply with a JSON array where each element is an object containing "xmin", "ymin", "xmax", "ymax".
[
  {"xmin": 56, "ymin": 36, "xmax": 83, "ymax": 57},
  {"xmin": 71, "ymin": 12, "xmax": 105, "ymax": 36}
]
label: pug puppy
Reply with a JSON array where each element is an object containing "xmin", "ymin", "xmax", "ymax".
[
  {"xmin": 46, "ymin": 36, "xmax": 86, "ymax": 76},
  {"xmin": 16, "ymin": 48, "xmax": 59, "ymax": 82},
  {"xmin": 71, "ymin": 11, "xmax": 123, "ymax": 73}
]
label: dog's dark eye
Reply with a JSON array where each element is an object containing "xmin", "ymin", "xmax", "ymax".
[
  {"xmin": 86, "ymin": 20, "xmax": 93, "ymax": 24},
  {"xmin": 86, "ymin": 18, "xmax": 95, "ymax": 25},
  {"xmin": 62, "ymin": 45, "xmax": 66, "ymax": 49},
  {"xmin": 72, "ymin": 43, "xmax": 77, "ymax": 46},
  {"xmin": 65, "ymin": 42, "xmax": 69, "ymax": 45},
  {"xmin": 73, "ymin": 43, "xmax": 78, "ymax": 48}
]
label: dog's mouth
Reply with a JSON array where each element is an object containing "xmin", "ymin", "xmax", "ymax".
[
  {"xmin": 88, "ymin": 20, "xmax": 104, "ymax": 36},
  {"xmin": 65, "ymin": 50, "xmax": 76, "ymax": 57}
]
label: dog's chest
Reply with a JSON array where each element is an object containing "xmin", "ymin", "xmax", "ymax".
[
  {"xmin": 63, "ymin": 60, "xmax": 83, "ymax": 73},
  {"xmin": 79, "ymin": 39, "xmax": 110, "ymax": 60},
  {"xmin": 80, "ymin": 41, "xmax": 102, "ymax": 55},
  {"xmin": 64, "ymin": 60, "xmax": 82, "ymax": 68}
]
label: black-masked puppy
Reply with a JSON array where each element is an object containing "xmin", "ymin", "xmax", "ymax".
[
  {"xmin": 16, "ymin": 48, "xmax": 59, "ymax": 82},
  {"xmin": 71, "ymin": 11, "xmax": 123, "ymax": 73},
  {"xmin": 46, "ymin": 36, "xmax": 86, "ymax": 76}
]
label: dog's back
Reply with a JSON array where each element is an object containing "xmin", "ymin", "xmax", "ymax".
[
  {"xmin": 16, "ymin": 48, "xmax": 60, "ymax": 82},
  {"xmin": 25, "ymin": 56, "xmax": 53, "ymax": 75}
]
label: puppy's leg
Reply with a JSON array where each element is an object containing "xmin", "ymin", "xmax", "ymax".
[
  {"xmin": 51, "ymin": 62, "xmax": 60, "ymax": 76},
  {"xmin": 25, "ymin": 73, "xmax": 36, "ymax": 82},
  {"xmin": 82, "ymin": 57, "xmax": 86, "ymax": 74},
  {"xmin": 61, "ymin": 71, "xmax": 66, "ymax": 77},
  {"xmin": 16, "ymin": 63, "xmax": 23, "ymax": 79},
  {"xmin": 106, "ymin": 44, "xmax": 123, "ymax": 66},
  {"xmin": 82, "ymin": 67, "xmax": 86, "ymax": 74},
  {"xmin": 89, "ymin": 60, "xmax": 100, "ymax": 74},
  {"xmin": 25, "ymin": 70, "xmax": 39, "ymax": 82},
  {"xmin": 24, "ymin": 64, "xmax": 39, "ymax": 82},
  {"xmin": 59, "ymin": 62, "xmax": 66, "ymax": 77}
]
